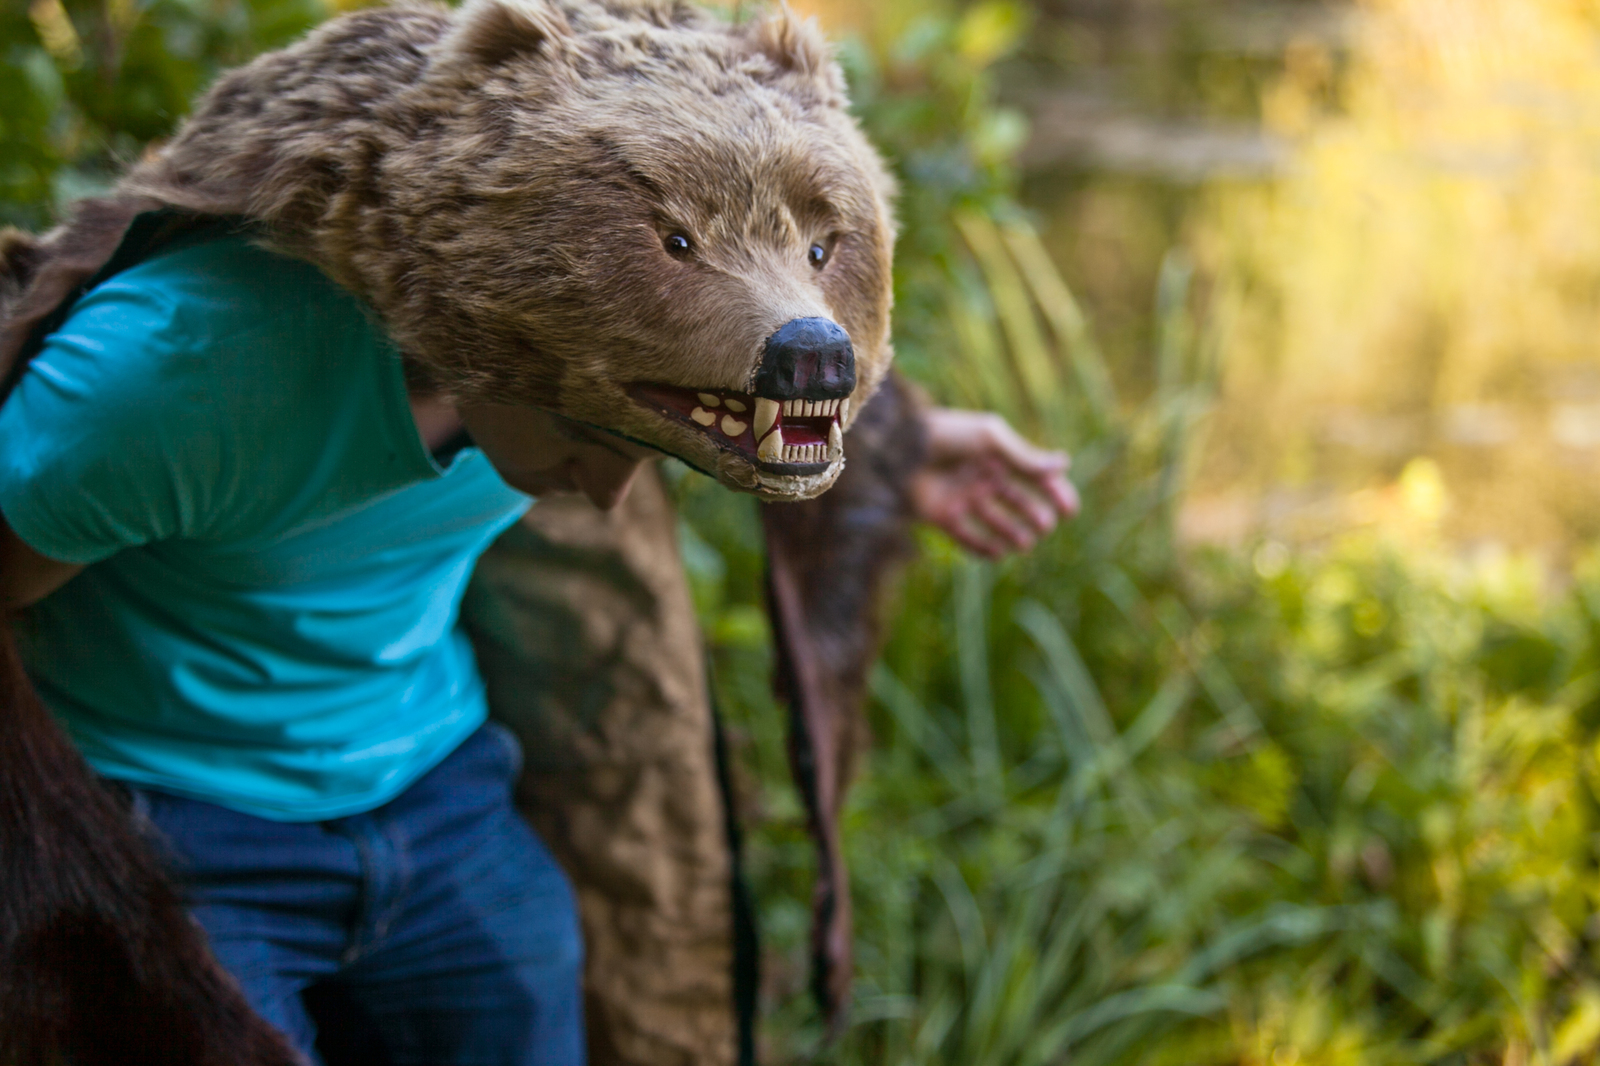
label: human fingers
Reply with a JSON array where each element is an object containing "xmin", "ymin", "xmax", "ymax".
[
  {"xmin": 992, "ymin": 475, "xmax": 1061, "ymax": 535},
  {"xmin": 1039, "ymin": 469, "xmax": 1081, "ymax": 519},
  {"xmin": 976, "ymin": 414, "xmax": 1072, "ymax": 476},
  {"xmin": 985, "ymin": 450, "xmax": 1078, "ymax": 519},
  {"xmin": 946, "ymin": 511, "xmax": 1012, "ymax": 559},
  {"xmin": 972, "ymin": 493, "xmax": 1039, "ymax": 553}
]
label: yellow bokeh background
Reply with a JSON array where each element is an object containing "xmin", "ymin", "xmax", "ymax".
[{"xmin": 1192, "ymin": 0, "xmax": 1600, "ymax": 555}]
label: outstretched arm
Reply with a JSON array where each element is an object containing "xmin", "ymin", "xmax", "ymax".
[
  {"xmin": 908, "ymin": 408, "xmax": 1080, "ymax": 559},
  {"xmin": 0, "ymin": 516, "xmax": 82, "ymax": 611}
]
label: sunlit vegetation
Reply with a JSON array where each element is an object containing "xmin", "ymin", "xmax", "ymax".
[
  {"xmin": 7, "ymin": 0, "xmax": 1600, "ymax": 1063},
  {"xmin": 1195, "ymin": 0, "xmax": 1600, "ymax": 552}
]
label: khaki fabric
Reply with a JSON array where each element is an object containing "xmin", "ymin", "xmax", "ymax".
[{"xmin": 460, "ymin": 466, "xmax": 735, "ymax": 1066}]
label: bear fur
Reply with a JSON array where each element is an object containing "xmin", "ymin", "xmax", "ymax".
[
  {"xmin": 115, "ymin": 0, "xmax": 898, "ymax": 499},
  {"xmin": 0, "ymin": 1, "xmax": 904, "ymax": 1060}
]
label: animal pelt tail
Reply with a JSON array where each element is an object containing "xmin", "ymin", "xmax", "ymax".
[{"xmin": 0, "ymin": 621, "xmax": 303, "ymax": 1066}]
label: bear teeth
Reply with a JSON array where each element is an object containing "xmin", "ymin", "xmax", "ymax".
[
  {"xmin": 635, "ymin": 384, "xmax": 846, "ymax": 468},
  {"xmin": 773, "ymin": 398, "xmax": 844, "ymax": 418},
  {"xmin": 754, "ymin": 398, "xmax": 779, "ymax": 438},
  {"xmin": 778, "ymin": 442, "xmax": 830, "ymax": 463}
]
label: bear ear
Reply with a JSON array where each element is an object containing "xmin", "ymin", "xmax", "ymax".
[
  {"xmin": 437, "ymin": 0, "xmax": 572, "ymax": 70},
  {"xmin": 747, "ymin": 6, "xmax": 841, "ymax": 93}
]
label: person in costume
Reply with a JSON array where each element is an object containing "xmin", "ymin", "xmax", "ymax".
[{"xmin": 0, "ymin": 225, "xmax": 1075, "ymax": 1062}]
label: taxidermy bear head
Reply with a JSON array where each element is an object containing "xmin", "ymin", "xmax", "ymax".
[{"xmin": 116, "ymin": 0, "xmax": 898, "ymax": 500}]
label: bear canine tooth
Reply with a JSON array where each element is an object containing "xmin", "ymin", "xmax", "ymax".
[
  {"xmin": 841, "ymin": 397, "xmax": 850, "ymax": 422},
  {"xmin": 720, "ymin": 415, "xmax": 747, "ymax": 437},
  {"xmin": 690, "ymin": 406, "xmax": 716, "ymax": 427},
  {"xmin": 724, "ymin": 398, "xmax": 747, "ymax": 413},
  {"xmin": 828, "ymin": 421, "xmax": 842, "ymax": 456},
  {"xmin": 753, "ymin": 398, "xmax": 779, "ymax": 437},
  {"xmin": 758, "ymin": 428, "xmax": 783, "ymax": 462},
  {"xmin": 698, "ymin": 392, "xmax": 720, "ymax": 408}
]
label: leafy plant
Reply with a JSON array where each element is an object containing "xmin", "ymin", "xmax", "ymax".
[{"xmin": 1, "ymin": 0, "xmax": 325, "ymax": 228}]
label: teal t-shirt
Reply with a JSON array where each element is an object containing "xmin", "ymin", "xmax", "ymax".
[{"xmin": 0, "ymin": 234, "xmax": 530, "ymax": 821}]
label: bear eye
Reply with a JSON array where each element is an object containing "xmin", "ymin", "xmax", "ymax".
[
  {"xmin": 808, "ymin": 241, "xmax": 830, "ymax": 269},
  {"xmin": 664, "ymin": 233, "xmax": 693, "ymax": 258}
]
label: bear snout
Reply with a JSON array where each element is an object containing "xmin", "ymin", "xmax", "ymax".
[{"xmin": 753, "ymin": 318, "xmax": 856, "ymax": 401}]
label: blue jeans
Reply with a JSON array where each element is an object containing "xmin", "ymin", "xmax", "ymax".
[{"xmin": 125, "ymin": 722, "xmax": 585, "ymax": 1066}]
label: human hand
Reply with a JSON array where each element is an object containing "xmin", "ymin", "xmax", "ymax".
[{"xmin": 908, "ymin": 408, "xmax": 1080, "ymax": 559}]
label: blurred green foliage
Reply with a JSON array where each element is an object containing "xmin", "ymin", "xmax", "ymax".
[
  {"xmin": 7, "ymin": 1, "xmax": 1600, "ymax": 1064},
  {"xmin": 1, "ymin": 0, "xmax": 323, "ymax": 227}
]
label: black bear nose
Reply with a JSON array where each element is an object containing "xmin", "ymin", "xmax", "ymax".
[{"xmin": 753, "ymin": 317, "xmax": 856, "ymax": 401}]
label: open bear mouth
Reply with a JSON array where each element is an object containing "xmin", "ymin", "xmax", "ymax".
[{"xmin": 629, "ymin": 383, "xmax": 848, "ymax": 473}]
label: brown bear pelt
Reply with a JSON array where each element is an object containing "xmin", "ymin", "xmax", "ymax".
[
  {"xmin": 120, "ymin": 0, "xmax": 896, "ymax": 499},
  {"xmin": 0, "ymin": 1, "xmax": 904, "ymax": 1061}
]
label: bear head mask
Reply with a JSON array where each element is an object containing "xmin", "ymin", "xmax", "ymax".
[{"xmin": 120, "ymin": 0, "xmax": 899, "ymax": 500}]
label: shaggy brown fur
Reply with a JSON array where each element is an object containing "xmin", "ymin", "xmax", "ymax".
[{"xmin": 0, "ymin": 619, "xmax": 303, "ymax": 1066}]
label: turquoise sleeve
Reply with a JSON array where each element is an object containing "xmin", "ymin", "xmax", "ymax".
[{"xmin": 0, "ymin": 283, "xmax": 224, "ymax": 565}]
